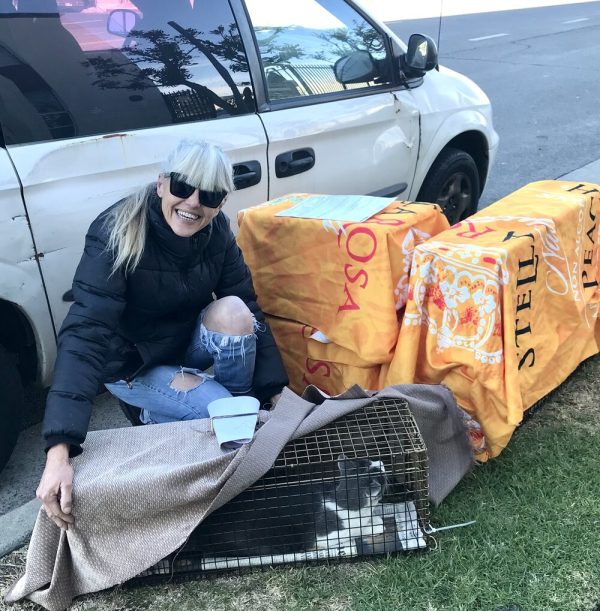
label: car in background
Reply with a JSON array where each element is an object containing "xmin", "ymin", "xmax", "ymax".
[{"xmin": 0, "ymin": 0, "xmax": 498, "ymax": 470}]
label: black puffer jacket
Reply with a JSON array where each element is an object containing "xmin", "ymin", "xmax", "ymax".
[{"xmin": 43, "ymin": 194, "xmax": 288, "ymax": 455}]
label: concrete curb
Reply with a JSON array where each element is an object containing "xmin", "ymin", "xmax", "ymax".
[
  {"xmin": 559, "ymin": 159, "xmax": 600, "ymax": 183},
  {"xmin": 0, "ymin": 499, "xmax": 40, "ymax": 558}
]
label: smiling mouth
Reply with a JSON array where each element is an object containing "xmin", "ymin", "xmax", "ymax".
[{"xmin": 176, "ymin": 209, "xmax": 200, "ymax": 222}]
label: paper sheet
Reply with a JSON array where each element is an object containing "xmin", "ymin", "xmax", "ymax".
[{"xmin": 275, "ymin": 194, "xmax": 395, "ymax": 222}]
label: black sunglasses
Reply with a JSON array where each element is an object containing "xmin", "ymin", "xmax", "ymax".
[{"xmin": 169, "ymin": 172, "xmax": 228, "ymax": 208}]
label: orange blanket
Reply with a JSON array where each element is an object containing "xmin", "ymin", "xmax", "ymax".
[
  {"xmin": 386, "ymin": 181, "xmax": 600, "ymax": 459},
  {"xmin": 266, "ymin": 315, "xmax": 383, "ymax": 395},
  {"xmin": 238, "ymin": 194, "xmax": 449, "ymax": 364}
]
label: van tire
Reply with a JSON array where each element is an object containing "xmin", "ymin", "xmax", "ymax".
[
  {"xmin": 0, "ymin": 345, "xmax": 24, "ymax": 471},
  {"xmin": 417, "ymin": 147, "xmax": 480, "ymax": 225}
]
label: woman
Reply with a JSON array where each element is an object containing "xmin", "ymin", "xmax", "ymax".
[{"xmin": 37, "ymin": 140, "xmax": 288, "ymax": 530}]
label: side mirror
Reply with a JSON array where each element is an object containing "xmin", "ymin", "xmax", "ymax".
[
  {"xmin": 107, "ymin": 9, "xmax": 138, "ymax": 37},
  {"xmin": 404, "ymin": 34, "xmax": 438, "ymax": 76},
  {"xmin": 334, "ymin": 50, "xmax": 377, "ymax": 85}
]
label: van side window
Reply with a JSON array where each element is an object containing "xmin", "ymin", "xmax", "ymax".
[
  {"xmin": 245, "ymin": 0, "xmax": 392, "ymax": 102},
  {"xmin": 0, "ymin": 1, "xmax": 254, "ymax": 145}
]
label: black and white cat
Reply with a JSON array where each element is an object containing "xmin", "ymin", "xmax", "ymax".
[{"xmin": 193, "ymin": 454, "xmax": 387, "ymax": 558}]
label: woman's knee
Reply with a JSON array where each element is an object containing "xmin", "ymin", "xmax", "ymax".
[
  {"xmin": 203, "ymin": 296, "xmax": 254, "ymax": 335},
  {"xmin": 169, "ymin": 371, "xmax": 204, "ymax": 391}
]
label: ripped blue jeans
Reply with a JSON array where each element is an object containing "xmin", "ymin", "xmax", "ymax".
[{"xmin": 105, "ymin": 312, "xmax": 258, "ymax": 424}]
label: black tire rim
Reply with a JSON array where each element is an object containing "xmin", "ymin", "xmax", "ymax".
[{"xmin": 436, "ymin": 171, "xmax": 472, "ymax": 224}]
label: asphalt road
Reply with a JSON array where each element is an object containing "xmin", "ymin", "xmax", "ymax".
[
  {"xmin": 387, "ymin": 1, "xmax": 600, "ymax": 207},
  {"xmin": 2, "ymin": 1, "xmax": 600, "ymax": 517}
]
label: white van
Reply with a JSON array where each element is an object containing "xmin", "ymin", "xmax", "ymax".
[{"xmin": 0, "ymin": 0, "xmax": 498, "ymax": 468}]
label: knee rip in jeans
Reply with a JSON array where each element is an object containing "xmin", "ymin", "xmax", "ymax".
[
  {"xmin": 169, "ymin": 370, "xmax": 204, "ymax": 392},
  {"xmin": 199, "ymin": 318, "xmax": 263, "ymax": 364}
]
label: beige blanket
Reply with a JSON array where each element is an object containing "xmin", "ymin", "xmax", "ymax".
[{"xmin": 5, "ymin": 384, "xmax": 471, "ymax": 611}]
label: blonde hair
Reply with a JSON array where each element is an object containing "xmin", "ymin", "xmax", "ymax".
[{"xmin": 105, "ymin": 140, "xmax": 235, "ymax": 274}]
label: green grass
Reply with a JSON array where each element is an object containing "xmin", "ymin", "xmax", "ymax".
[{"xmin": 2, "ymin": 356, "xmax": 599, "ymax": 611}]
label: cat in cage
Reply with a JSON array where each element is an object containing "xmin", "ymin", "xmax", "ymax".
[{"xmin": 193, "ymin": 454, "xmax": 387, "ymax": 557}]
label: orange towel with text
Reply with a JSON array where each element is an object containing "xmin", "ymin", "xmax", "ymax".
[
  {"xmin": 266, "ymin": 315, "xmax": 383, "ymax": 396},
  {"xmin": 386, "ymin": 181, "xmax": 600, "ymax": 459}
]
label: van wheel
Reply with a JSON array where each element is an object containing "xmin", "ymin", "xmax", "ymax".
[
  {"xmin": 0, "ymin": 345, "xmax": 24, "ymax": 471},
  {"xmin": 417, "ymin": 147, "xmax": 480, "ymax": 225}
]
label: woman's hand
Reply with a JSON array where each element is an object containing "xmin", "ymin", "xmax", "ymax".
[{"xmin": 36, "ymin": 443, "xmax": 74, "ymax": 530}]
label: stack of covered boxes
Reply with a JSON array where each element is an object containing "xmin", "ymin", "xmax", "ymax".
[
  {"xmin": 238, "ymin": 182, "xmax": 600, "ymax": 461},
  {"xmin": 237, "ymin": 193, "xmax": 449, "ymax": 396}
]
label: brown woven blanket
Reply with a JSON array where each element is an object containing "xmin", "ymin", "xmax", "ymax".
[{"xmin": 5, "ymin": 384, "xmax": 471, "ymax": 610}]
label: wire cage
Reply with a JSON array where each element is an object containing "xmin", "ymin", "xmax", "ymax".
[{"xmin": 135, "ymin": 397, "xmax": 431, "ymax": 582}]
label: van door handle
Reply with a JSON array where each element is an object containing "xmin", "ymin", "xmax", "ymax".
[
  {"xmin": 275, "ymin": 148, "xmax": 315, "ymax": 178},
  {"xmin": 233, "ymin": 160, "xmax": 261, "ymax": 190}
]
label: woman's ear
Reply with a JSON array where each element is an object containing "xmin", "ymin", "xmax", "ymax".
[{"xmin": 156, "ymin": 175, "xmax": 166, "ymax": 197}]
